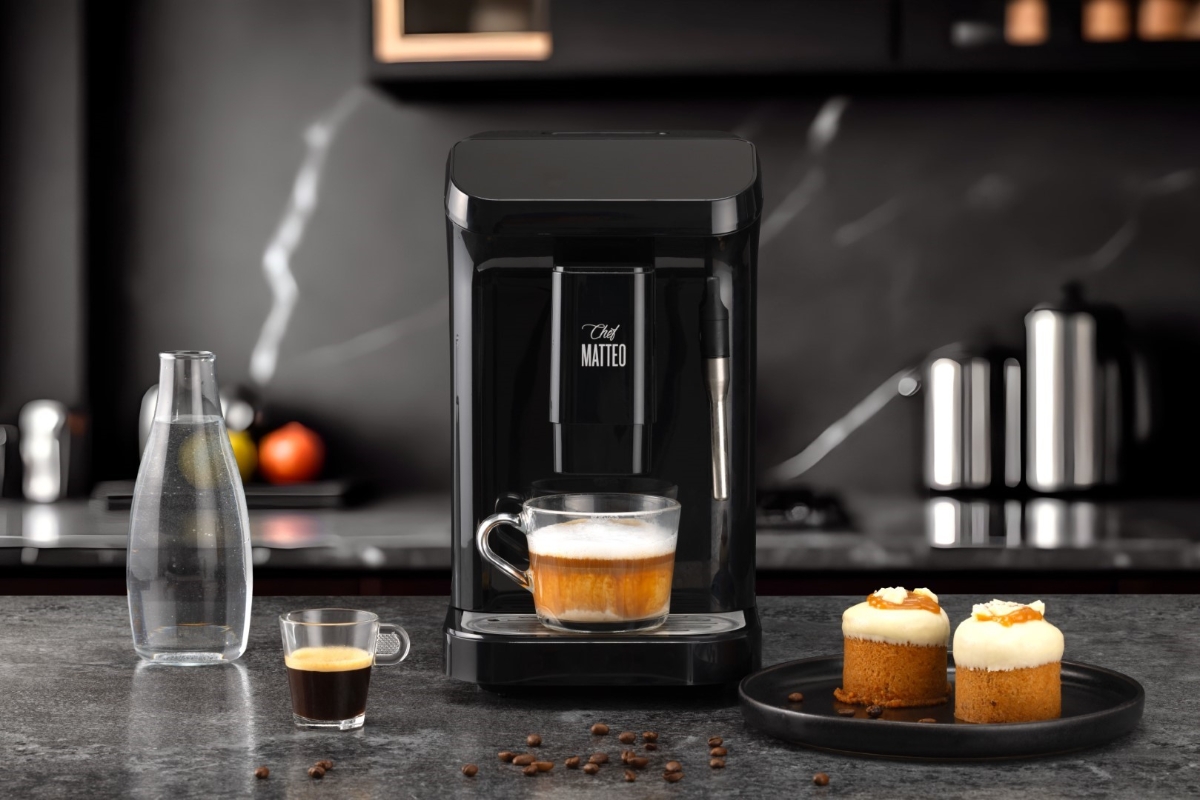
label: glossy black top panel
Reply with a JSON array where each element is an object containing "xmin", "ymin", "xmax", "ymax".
[{"xmin": 446, "ymin": 131, "xmax": 761, "ymax": 237}]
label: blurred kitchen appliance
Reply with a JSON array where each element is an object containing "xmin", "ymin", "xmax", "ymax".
[
  {"xmin": 1025, "ymin": 285, "xmax": 1142, "ymax": 493},
  {"xmin": 923, "ymin": 345, "xmax": 1022, "ymax": 493},
  {"xmin": 443, "ymin": 131, "xmax": 762, "ymax": 687},
  {"xmin": 0, "ymin": 424, "xmax": 18, "ymax": 497},
  {"xmin": 18, "ymin": 400, "xmax": 69, "ymax": 502}
]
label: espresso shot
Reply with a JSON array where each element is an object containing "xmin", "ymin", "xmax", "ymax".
[{"xmin": 286, "ymin": 646, "xmax": 374, "ymax": 723}]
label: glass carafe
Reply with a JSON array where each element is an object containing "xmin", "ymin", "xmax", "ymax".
[{"xmin": 127, "ymin": 351, "xmax": 252, "ymax": 665}]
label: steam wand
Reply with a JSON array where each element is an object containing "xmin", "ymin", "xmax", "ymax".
[{"xmin": 701, "ymin": 277, "xmax": 731, "ymax": 501}]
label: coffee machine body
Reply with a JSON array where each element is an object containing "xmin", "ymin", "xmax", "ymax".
[{"xmin": 443, "ymin": 131, "xmax": 762, "ymax": 687}]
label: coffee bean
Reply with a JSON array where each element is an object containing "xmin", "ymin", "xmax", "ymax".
[
  {"xmin": 664, "ymin": 761, "xmax": 682, "ymax": 773},
  {"xmin": 590, "ymin": 723, "xmax": 609, "ymax": 735},
  {"xmin": 583, "ymin": 763, "xmax": 599, "ymax": 775},
  {"xmin": 461, "ymin": 764, "xmax": 478, "ymax": 777},
  {"xmin": 620, "ymin": 749, "xmax": 634, "ymax": 764},
  {"xmin": 498, "ymin": 751, "xmax": 515, "ymax": 762},
  {"xmin": 664, "ymin": 771, "xmax": 684, "ymax": 783},
  {"xmin": 644, "ymin": 743, "xmax": 659, "ymax": 751},
  {"xmin": 710, "ymin": 758, "xmax": 726, "ymax": 769},
  {"xmin": 866, "ymin": 705, "xmax": 884, "ymax": 719},
  {"xmin": 628, "ymin": 757, "xmax": 649, "ymax": 769},
  {"xmin": 565, "ymin": 756, "xmax": 581, "ymax": 769},
  {"xmin": 535, "ymin": 762, "xmax": 554, "ymax": 772},
  {"xmin": 624, "ymin": 769, "xmax": 637, "ymax": 782},
  {"xmin": 316, "ymin": 760, "xmax": 334, "ymax": 771},
  {"xmin": 918, "ymin": 718, "xmax": 937, "ymax": 724},
  {"xmin": 642, "ymin": 731, "xmax": 658, "ymax": 742},
  {"xmin": 307, "ymin": 766, "xmax": 325, "ymax": 779},
  {"xmin": 522, "ymin": 764, "xmax": 538, "ymax": 777},
  {"xmin": 788, "ymin": 692, "xmax": 804, "ymax": 703},
  {"xmin": 527, "ymin": 734, "xmax": 542, "ymax": 747},
  {"xmin": 707, "ymin": 737, "xmax": 723, "ymax": 747},
  {"xmin": 813, "ymin": 772, "xmax": 830, "ymax": 786},
  {"xmin": 253, "ymin": 767, "xmax": 269, "ymax": 779},
  {"xmin": 836, "ymin": 708, "xmax": 856, "ymax": 717},
  {"xmin": 512, "ymin": 754, "xmax": 536, "ymax": 767},
  {"xmin": 618, "ymin": 731, "xmax": 636, "ymax": 744},
  {"xmin": 588, "ymin": 753, "xmax": 609, "ymax": 765}
]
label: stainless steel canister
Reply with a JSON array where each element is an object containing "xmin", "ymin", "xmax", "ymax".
[{"xmin": 923, "ymin": 345, "xmax": 1022, "ymax": 492}]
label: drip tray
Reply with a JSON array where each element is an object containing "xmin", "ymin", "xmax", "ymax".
[{"xmin": 460, "ymin": 610, "xmax": 746, "ymax": 637}]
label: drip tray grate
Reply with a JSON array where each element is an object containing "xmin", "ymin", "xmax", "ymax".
[{"xmin": 460, "ymin": 610, "xmax": 746, "ymax": 638}]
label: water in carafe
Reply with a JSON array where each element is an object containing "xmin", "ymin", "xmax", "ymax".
[{"xmin": 127, "ymin": 352, "xmax": 252, "ymax": 665}]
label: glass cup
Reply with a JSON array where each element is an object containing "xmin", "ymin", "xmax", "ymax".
[
  {"xmin": 279, "ymin": 609, "xmax": 411, "ymax": 730},
  {"xmin": 476, "ymin": 493, "xmax": 681, "ymax": 633}
]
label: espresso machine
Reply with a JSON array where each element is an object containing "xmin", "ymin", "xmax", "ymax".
[{"xmin": 442, "ymin": 131, "xmax": 762, "ymax": 687}]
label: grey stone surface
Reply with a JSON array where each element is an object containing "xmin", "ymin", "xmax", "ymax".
[{"xmin": 1, "ymin": 595, "xmax": 1196, "ymax": 799}]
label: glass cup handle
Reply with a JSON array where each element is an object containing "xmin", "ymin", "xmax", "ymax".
[
  {"xmin": 374, "ymin": 623, "xmax": 410, "ymax": 666},
  {"xmin": 476, "ymin": 511, "xmax": 532, "ymax": 591}
]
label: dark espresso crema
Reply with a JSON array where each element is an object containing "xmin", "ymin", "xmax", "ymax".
[{"xmin": 285, "ymin": 646, "xmax": 373, "ymax": 721}]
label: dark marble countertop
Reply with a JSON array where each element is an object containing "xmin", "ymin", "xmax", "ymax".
[
  {"xmin": 5, "ymin": 492, "xmax": 1200, "ymax": 573},
  {"xmin": 3, "ymin": 594, "xmax": 1197, "ymax": 798}
]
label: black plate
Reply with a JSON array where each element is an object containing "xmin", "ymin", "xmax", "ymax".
[{"xmin": 739, "ymin": 655, "xmax": 1144, "ymax": 760}]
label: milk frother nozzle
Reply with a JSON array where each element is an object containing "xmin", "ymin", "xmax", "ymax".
[{"xmin": 702, "ymin": 277, "xmax": 731, "ymax": 500}]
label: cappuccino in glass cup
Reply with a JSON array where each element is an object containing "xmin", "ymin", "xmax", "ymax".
[{"xmin": 476, "ymin": 493, "xmax": 680, "ymax": 633}]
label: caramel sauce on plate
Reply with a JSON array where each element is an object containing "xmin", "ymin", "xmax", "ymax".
[
  {"xmin": 867, "ymin": 592, "xmax": 941, "ymax": 614},
  {"xmin": 973, "ymin": 606, "xmax": 1044, "ymax": 626}
]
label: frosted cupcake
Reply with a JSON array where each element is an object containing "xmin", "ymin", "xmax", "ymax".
[
  {"xmin": 834, "ymin": 587, "xmax": 951, "ymax": 708},
  {"xmin": 953, "ymin": 599, "xmax": 1064, "ymax": 723}
]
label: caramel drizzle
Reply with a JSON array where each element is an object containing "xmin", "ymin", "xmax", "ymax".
[
  {"xmin": 866, "ymin": 592, "xmax": 941, "ymax": 614},
  {"xmin": 973, "ymin": 606, "xmax": 1044, "ymax": 626}
]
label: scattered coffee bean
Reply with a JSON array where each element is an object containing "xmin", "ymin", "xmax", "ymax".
[
  {"xmin": 918, "ymin": 718, "xmax": 937, "ymax": 724},
  {"xmin": 535, "ymin": 762, "xmax": 554, "ymax": 772},
  {"xmin": 621, "ymin": 749, "xmax": 634, "ymax": 764},
  {"xmin": 707, "ymin": 737, "xmax": 723, "ymax": 748},
  {"xmin": 307, "ymin": 766, "xmax": 325, "ymax": 779},
  {"xmin": 836, "ymin": 708, "xmax": 856, "ymax": 717},
  {"xmin": 522, "ymin": 764, "xmax": 538, "ymax": 777},
  {"xmin": 583, "ymin": 763, "xmax": 600, "ymax": 775},
  {"xmin": 512, "ymin": 754, "xmax": 536, "ymax": 767},
  {"xmin": 254, "ymin": 767, "xmax": 269, "ymax": 779},
  {"xmin": 618, "ymin": 731, "xmax": 636, "ymax": 744},
  {"xmin": 813, "ymin": 772, "xmax": 830, "ymax": 786},
  {"xmin": 316, "ymin": 760, "xmax": 334, "ymax": 771},
  {"xmin": 624, "ymin": 769, "xmax": 637, "ymax": 782},
  {"xmin": 498, "ymin": 751, "xmax": 515, "ymax": 763},
  {"xmin": 642, "ymin": 731, "xmax": 658, "ymax": 742},
  {"xmin": 665, "ymin": 761, "xmax": 682, "ymax": 774},
  {"xmin": 644, "ymin": 743, "xmax": 659, "ymax": 751},
  {"xmin": 588, "ymin": 752, "xmax": 609, "ymax": 765},
  {"xmin": 628, "ymin": 757, "xmax": 649, "ymax": 769},
  {"xmin": 527, "ymin": 734, "xmax": 542, "ymax": 747},
  {"xmin": 461, "ymin": 764, "xmax": 478, "ymax": 777},
  {"xmin": 710, "ymin": 746, "xmax": 727, "ymax": 757},
  {"xmin": 565, "ymin": 756, "xmax": 581, "ymax": 769},
  {"xmin": 590, "ymin": 723, "xmax": 609, "ymax": 735},
  {"xmin": 710, "ymin": 758, "xmax": 725, "ymax": 769},
  {"xmin": 664, "ymin": 771, "xmax": 684, "ymax": 783},
  {"xmin": 866, "ymin": 705, "xmax": 884, "ymax": 719},
  {"xmin": 788, "ymin": 692, "xmax": 805, "ymax": 703}
]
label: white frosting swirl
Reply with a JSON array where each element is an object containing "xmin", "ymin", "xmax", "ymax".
[
  {"xmin": 841, "ymin": 587, "xmax": 950, "ymax": 647},
  {"xmin": 953, "ymin": 600, "xmax": 1064, "ymax": 671}
]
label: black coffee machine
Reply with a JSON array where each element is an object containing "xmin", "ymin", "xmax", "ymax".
[{"xmin": 442, "ymin": 131, "xmax": 762, "ymax": 687}]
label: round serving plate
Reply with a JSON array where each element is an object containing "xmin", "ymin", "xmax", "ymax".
[{"xmin": 739, "ymin": 655, "xmax": 1144, "ymax": 761}]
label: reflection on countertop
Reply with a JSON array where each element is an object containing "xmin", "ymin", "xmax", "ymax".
[{"xmin": 4, "ymin": 492, "xmax": 1200, "ymax": 572}]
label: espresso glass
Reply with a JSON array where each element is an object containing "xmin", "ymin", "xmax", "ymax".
[
  {"xmin": 279, "ymin": 609, "xmax": 410, "ymax": 730},
  {"xmin": 477, "ymin": 493, "xmax": 681, "ymax": 633}
]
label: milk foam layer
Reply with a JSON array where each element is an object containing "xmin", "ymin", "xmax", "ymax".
[
  {"xmin": 953, "ymin": 600, "xmax": 1064, "ymax": 671},
  {"xmin": 527, "ymin": 518, "xmax": 677, "ymax": 560},
  {"xmin": 842, "ymin": 587, "xmax": 950, "ymax": 647}
]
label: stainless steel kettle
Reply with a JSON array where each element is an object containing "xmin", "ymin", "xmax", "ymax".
[{"xmin": 1025, "ymin": 284, "xmax": 1145, "ymax": 493}]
